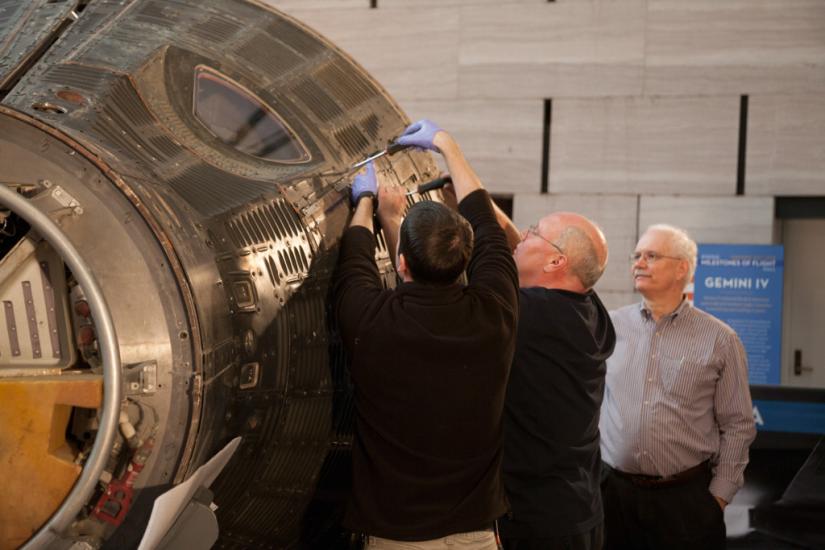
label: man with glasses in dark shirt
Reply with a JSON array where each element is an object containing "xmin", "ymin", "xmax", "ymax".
[{"xmin": 493, "ymin": 210, "xmax": 616, "ymax": 550}]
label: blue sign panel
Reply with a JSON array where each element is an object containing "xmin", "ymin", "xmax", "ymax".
[
  {"xmin": 753, "ymin": 400, "xmax": 825, "ymax": 435},
  {"xmin": 694, "ymin": 244, "xmax": 784, "ymax": 385}
]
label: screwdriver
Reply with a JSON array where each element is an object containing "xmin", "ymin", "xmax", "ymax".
[
  {"xmin": 352, "ymin": 143, "xmax": 407, "ymax": 170},
  {"xmin": 406, "ymin": 175, "xmax": 452, "ymax": 196}
]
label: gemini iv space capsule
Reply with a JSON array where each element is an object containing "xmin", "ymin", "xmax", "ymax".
[{"xmin": 0, "ymin": 0, "xmax": 441, "ymax": 547}]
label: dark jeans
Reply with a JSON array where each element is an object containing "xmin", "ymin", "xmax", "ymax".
[
  {"xmin": 601, "ymin": 465, "xmax": 725, "ymax": 550},
  {"xmin": 501, "ymin": 523, "xmax": 604, "ymax": 550}
]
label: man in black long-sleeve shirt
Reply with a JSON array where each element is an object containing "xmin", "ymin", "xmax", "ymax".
[
  {"xmin": 333, "ymin": 120, "xmax": 518, "ymax": 549},
  {"xmin": 493, "ymin": 211, "xmax": 616, "ymax": 550}
]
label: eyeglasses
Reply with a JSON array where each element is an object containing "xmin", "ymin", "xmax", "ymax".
[
  {"xmin": 629, "ymin": 251, "xmax": 683, "ymax": 264},
  {"xmin": 525, "ymin": 225, "xmax": 564, "ymax": 255}
]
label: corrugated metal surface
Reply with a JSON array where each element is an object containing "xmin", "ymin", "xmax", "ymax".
[
  {"xmin": 0, "ymin": 0, "xmax": 436, "ymax": 546},
  {"xmin": 0, "ymin": 1, "xmax": 76, "ymax": 90}
]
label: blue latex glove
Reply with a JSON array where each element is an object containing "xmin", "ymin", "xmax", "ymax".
[
  {"xmin": 351, "ymin": 161, "xmax": 377, "ymax": 205},
  {"xmin": 395, "ymin": 119, "xmax": 443, "ymax": 152}
]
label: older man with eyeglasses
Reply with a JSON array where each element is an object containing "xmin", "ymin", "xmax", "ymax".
[
  {"xmin": 599, "ymin": 224, "xmax": 756, "ymax": 550},
  {"xmin": 490, "ymin": 210, "xmax": 616, "ymax": 550}
]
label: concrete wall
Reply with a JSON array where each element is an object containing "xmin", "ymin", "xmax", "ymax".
[{"xmin": 264, "ymin": 0, "xmax": 825, "ymax": 308}]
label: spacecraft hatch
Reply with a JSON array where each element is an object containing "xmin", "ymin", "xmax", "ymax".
[{"xmin": 0, "ymin": 1, "xmax": 441, "ymax": 548}]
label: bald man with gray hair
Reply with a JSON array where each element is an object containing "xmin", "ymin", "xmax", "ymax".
[
  {"xmin": 491, "ymin": 209, "xmax": 616, "ymax": 550},
  {"xmin": 600, "ymin": 224, "xmax": 755, "ymax": 550}
]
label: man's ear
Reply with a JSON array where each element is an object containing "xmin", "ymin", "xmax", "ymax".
[
  {"xmin": 677, "ymin": 258, "xmax": 690, "ymax": 282},
  {"xmin": 542, "ymin": 254, "xmax": 567, "ymax": 273},
  {"xmin": 397, "ymin": 252, "xmax": 411, "ymax": 281}
]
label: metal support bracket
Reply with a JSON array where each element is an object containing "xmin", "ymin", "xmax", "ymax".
[{"xmin": 124, "ymin": 361, "xmax": 157, "ymax": 395}]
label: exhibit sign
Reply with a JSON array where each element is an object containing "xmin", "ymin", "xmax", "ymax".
[
  {"xmin": 752, "ymin": 399, "xmax": 825, "ymax": 435},
  {"xmin": 694, "ymin": 244, "xmax": 784, "ymax": 385}
]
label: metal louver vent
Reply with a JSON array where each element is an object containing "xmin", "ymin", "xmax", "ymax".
[
  {"xmin": 265, "ymin": 17, "xmax": 325, "ymax": 58},
  {"xmin": 334, "ymin": 124, "xmax": 370, "ymax": 157},
  {"xmin": 167, "ymin": 164, "xmax": 274, "ymax": 217},
  {"xmin": 225, "ymin": 199, "xmax": 304, "ymax": 248},
  {"xmin": 277, "ymin": 246, "xmax": 308, "ymax": 279},
  {"xmin": 135, "ymin": 1, "xmax": 181, "ymax": 27},
  {"xmin": 286, "ymin": 296, "xmax": 327, "ymax": 389},
  {"xmin": 264, "ymin": 255, "xmax": 280, "ymax": 288},
  {"xmin": 362, "ymin": 113, "xmax": 381, "ymax": 139},
  {"xmin": 147, "ymin": 135, "xmax": 183, "ymax": 159},
  {"xmin": 236, "ymin": 33, "xmax": 303, "ymax": 78},
  {"xmin": 42, "ymin": 64, "xmax": 109, "ymax": 91},
  {"xmin": 230, "ymin": 494, "xmax": 301, "ymax": 540},
  {"xmin": 316, "ymin": 59, "xmax": 379, "ymax": 110},
  {"xmin": 292, "ymin": 79, "xmax": 343, "ymax": 123},
  {"xmin": 190, "ymin": 15, "xmax": 242, "ymax": 43},
  {"xmin": 91, "ymin": 78, "xmax": 180, "ymax": 167}
]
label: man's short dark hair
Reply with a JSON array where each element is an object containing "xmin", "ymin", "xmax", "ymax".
[{"xmin": 399, "ymin": 201, "xmax": 474, "ymax": 285}]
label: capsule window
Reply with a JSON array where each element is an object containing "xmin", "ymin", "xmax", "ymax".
[{"xmin": 193, "ymin": 66, "xmax": 309, "ymax": 163}]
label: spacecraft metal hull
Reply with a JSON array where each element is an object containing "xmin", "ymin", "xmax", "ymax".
[{"xmin": 0, "ymin": 1, "xmax": 437, "ymax": 547}]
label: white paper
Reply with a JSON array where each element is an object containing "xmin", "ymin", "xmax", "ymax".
[{"xmin": 137, "ymin": 437, "xmax": 241, "ymax": 550}]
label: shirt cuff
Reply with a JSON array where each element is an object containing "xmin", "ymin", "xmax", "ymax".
[
  {"xmin": 709, "ymin": 476, "xmax": 739, "ymax": 504},
  {"xmin": 345, "ymin": 224, "xmax": 376, "ymax": 241}
]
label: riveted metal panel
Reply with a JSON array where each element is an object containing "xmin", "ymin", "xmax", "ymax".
[
  {"xmin": 0, "ymin": 0, "xmax": 440, "ymax": 547},
  {"xmin": 0, "ymin": 1, "xmax": 77, "ymax": 91}
]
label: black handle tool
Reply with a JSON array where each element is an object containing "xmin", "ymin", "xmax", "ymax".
[{"xmin": 406, "ymin": 175, "xmax": 452, "ymax": 196}]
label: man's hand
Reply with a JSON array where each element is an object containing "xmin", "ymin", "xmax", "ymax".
[
  {"xmin": 397, "ymin": 118, "xmax": 481, "ymax": 203},
  {"xmin": 377, "ymin": 184, "xmax": 406, "ymax": 223},
  {"xmin": 351, "ymin": 161, "xmax": 377, "ymax": 206},
  {"xmin": 395, "ymin": 119, "xmax": 443, "ymax": 152},
  {"xmin": 714, "ymin": 495, "xmax": 728, "ymax": 510},
  {"xmin": 377, "ymin": 185, "xmax": 407, "ymax": 268},
  {"xmin": 348, "ymin": 161, "xmax": 377, "ymax": 230}
]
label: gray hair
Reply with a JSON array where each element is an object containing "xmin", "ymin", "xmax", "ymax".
[
  {"xmin": 644, "ymin": 224, "xmax": 697, "ymax": 283},
  {"xmin": 556, "ymin": 226, "xmax": 605, "ymax": 289}
]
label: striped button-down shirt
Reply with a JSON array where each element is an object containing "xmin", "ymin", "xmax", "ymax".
[{"xmin": 600, "ymin": 299, "xmax": 756, "ymax": 503}]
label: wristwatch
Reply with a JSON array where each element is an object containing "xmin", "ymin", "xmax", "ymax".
[{"xmin": 354, "ymin": 191, "xmax": 376, "ymax": 209}]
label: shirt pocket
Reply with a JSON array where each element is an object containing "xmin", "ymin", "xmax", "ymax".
[{"xmin": 659, "ymin": 354, "xmax": 700, "ymax": 400}]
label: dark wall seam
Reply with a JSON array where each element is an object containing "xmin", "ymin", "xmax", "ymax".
[
  {"xmin": 541, "ymin": 98, "xmax": 552, "ymax": 194},
  {"xmin": 737, "ymin": 95, "xmax": 749, "ymax": 196}
]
